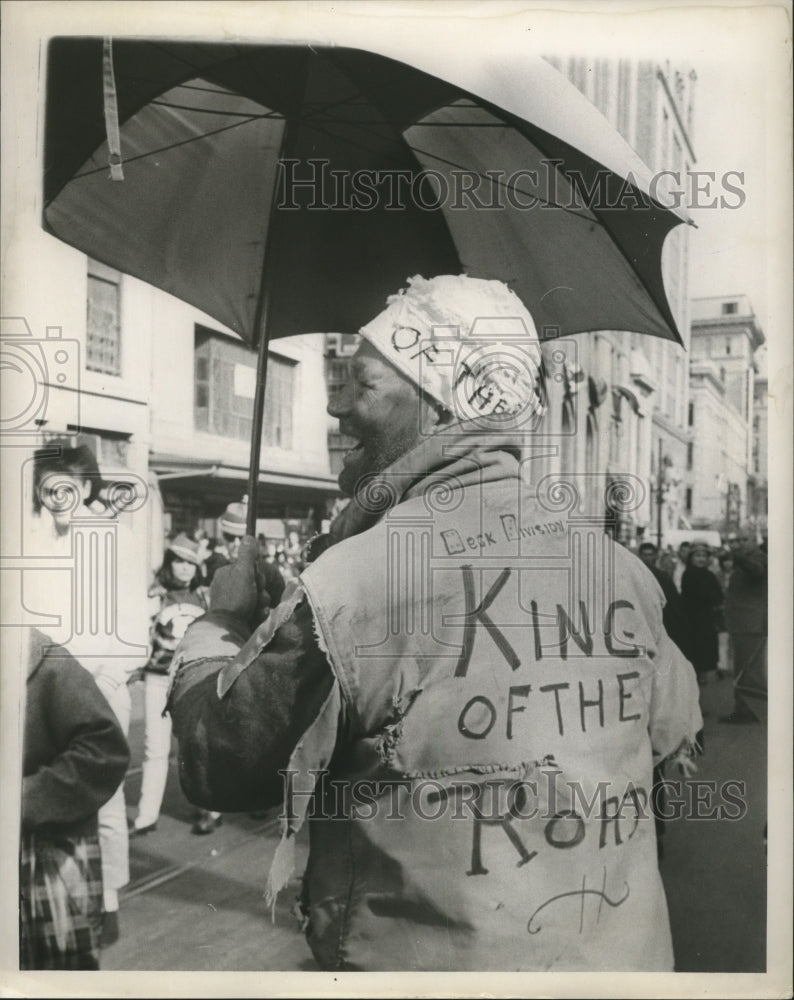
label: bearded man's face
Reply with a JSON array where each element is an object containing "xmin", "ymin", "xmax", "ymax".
[{"xmin": 327, "ymin": 340, "xmax": 436, "ymax": 497}]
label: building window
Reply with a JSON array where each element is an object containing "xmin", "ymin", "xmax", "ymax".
[
  {"xmin": 86, "ymin": 260, "xmax": 121, "ymax": 375},
  {"xmin": 67, "ymin": 426, "xmax": 130, "ymax": 467},
  {"xmin": 722, "ymin": 301, "xmax": 738, "ymax": 315},
  {"xmin": 688, "ymin": 401, "xmax": 694, "ymax": 427},
  {"xmin": 686, "ymin": 441, "xmax": 693, "ymax": 470},
  {"xmin": 685, "ymin": 487, "xmax": 692, "ymax": 511},
  {"xmin": 325, "ymin": 356, "xmax": 351, "ymax": 400},
  {"xmin": 194, "ymin": 326, "xmax": 296, "ymax": 449}
]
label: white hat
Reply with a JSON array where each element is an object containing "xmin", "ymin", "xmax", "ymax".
[{"xmin": 359, "ymin": 274, "xmax": 546, "ymax": 423}]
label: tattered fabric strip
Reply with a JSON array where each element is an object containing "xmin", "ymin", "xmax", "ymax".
[
  {"xmin": 102, "ymin": 38, "xmax": 124, "ymax": 181},
  {"xmin": 216, "ymin": 584, "xmax": 306, "ymax": 699},
  {"xmin": 265, "ymin": 681, "xmax": 342, "ymax": 917}
]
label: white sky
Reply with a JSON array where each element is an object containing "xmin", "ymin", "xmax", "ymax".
[{"xmin": 687, "ymin": 52, "xmax": 774, "ymax": 335}]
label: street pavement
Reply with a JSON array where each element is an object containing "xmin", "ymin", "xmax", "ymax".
[{"xmin": 102, "ymin": 673, "xmax": 767, "ymax": 972}]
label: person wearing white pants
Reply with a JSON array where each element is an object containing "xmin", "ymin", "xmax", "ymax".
[
  {"xmin": 135, "ymin": 671, "xmax": 171, "ymax": 829},
  {"xmin": 91, "ymin": 674, "xmax": 132, "ymax": 937},
  {"xmin": 131, "ymin": 535, "xmax": 220, "ymax": 836}
]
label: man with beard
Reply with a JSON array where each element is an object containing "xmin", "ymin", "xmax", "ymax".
[{"xmin": 168, "ymin": 275, "xmax": 701, "ymax": 972}]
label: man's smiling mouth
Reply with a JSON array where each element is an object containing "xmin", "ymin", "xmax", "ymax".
[{"xmin": 343, "ymin": 438, "xmax": 364, "ymax": 463}]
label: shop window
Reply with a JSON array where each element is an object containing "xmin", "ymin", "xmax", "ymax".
[
  {"xmin": 86, "ymin": 260, "xmax": 121, "ymax": 376},
  {"xmin": 194, "ymin": 326, "xmax": 295, "ymax": 449}
]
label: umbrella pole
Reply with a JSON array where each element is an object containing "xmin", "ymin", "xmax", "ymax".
[{"xmin": 244, "ymin": 116, "xmax": 301, "ymax": 537}]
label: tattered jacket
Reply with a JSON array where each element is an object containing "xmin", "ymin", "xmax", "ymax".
[{"xmin": 169, "ymin": 438, "xmax": 701, "ymax": 971}]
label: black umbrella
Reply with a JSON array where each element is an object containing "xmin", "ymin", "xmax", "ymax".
[{"xmin": 43, "ymin": 38, "xmax": 688, "ymax": 531}]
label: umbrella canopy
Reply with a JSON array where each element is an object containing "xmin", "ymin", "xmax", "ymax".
[
  {"xmin": 42, "ymin": 38, "xmax": 689, "ymax": 532},
  {"xmin": 43, "ymin": 38, "xmax": 688, "ymax": 346}
]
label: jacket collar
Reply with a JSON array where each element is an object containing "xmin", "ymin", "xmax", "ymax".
[{"xmin": 328, "ymin": 425, "xmax": 522, "ymax": 547}]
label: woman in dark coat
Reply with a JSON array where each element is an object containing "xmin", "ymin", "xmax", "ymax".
[
  {"xmin": 680, "ymin": 543, "xmax": 724, "ymax": 683},
  {"xmin": 20, "ymin": 629, "xmax": 130, "ymax": 970}
]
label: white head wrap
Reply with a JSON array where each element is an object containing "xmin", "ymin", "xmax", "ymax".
[{"xmin": 359, "ymin": 275, "xmax": 546, "ymax": 425}]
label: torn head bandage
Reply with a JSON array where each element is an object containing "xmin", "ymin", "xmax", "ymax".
[{"xmin": 359, "ymin": 274, "xmax": 546, "ymax": 424}]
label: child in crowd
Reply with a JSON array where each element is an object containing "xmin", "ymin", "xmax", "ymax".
[{"xmin": 130, "ymin": 535, "xmax": 221, "ymax": 836}]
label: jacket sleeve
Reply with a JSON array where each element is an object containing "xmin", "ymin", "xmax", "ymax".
[
  {"xmin": 22, "ymin": 658, "xmax": 130, "ymax": 831},
  {"xmin": 648, "ymin": 628, "xmax": 703, "ymax": 763},
  {"xmin": 167, "ymin": 598, "xmax": 337, "ymax": 813}
]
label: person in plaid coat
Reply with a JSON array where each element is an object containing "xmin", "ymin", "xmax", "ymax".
[{"xmin": 20, "ymin": 629, "xmax": 129, "ymax": 970}]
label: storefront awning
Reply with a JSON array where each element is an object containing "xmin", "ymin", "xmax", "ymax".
[{"xmin": 149, "ymin": 454, "xmax": 339, "ymax": 495}]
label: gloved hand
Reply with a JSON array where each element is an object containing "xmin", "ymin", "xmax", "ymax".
[{"xmin": 210, "ymin": 535, "xmax": 271, "ymax": 627}]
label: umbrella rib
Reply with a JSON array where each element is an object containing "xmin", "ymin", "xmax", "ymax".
[
  {"xmin": 175, "ymin": 81, "xmax": 245, "ymax": 96},
  {"xmin": 149, "ymin": 99, "xmax": 279, "ymax": 119},
  {"xmin": 67, "ymin": 114, "xmax": 278, "ymax": 181},
  {"xmin": 296, "ymin": 84, "xmax": 600, "ymax": 220},
  {"xmin": 298, "ymin": 56, "xmax": 419, "ymax": 119},
  {"xmin": 299, "ymin": 114, "xmax": 596, "ymax": 221},
  {"xmin": 303, "ymin": 110, "xmax": 512, "ymax": 127},
  {"xmin": 114, "ymin": 73, "xmax": 237, "ymax": 98},
  {"xmin": 406, "ymin": 142, "xmax": 595, "ymax": 220},
  {"xmin": 148, "ymin": 40, "xmax": 232, "ymax": 76}
]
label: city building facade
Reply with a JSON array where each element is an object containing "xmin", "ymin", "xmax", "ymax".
[
  {"xmin": 687, "ymin": 294, "xmax": 765, "ymax": 535},
  {"xmin": 542, "ymin": 57, "xmax": 697, "ymax": 547},
  {"xmin": 7, "ymin": 244, "xmax": 338, "ymax": 580},
  {"xmin": 749, "ymin": 346, "xmax": 769, "ymax": 534}
]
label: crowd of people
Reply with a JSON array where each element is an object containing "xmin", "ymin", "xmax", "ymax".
[
  {"xmin": 634, "ymin": 535, "xmax": 768, "ymax": 721},
  {"xmin": 195, "ymin": 501, "xmax": 309, "ymax": 589}
]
